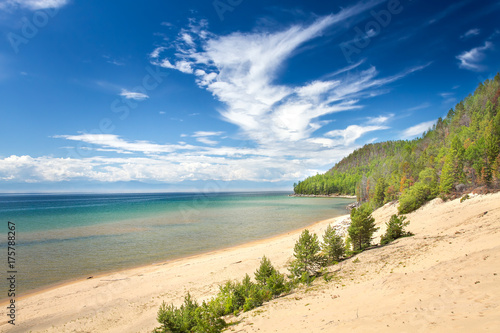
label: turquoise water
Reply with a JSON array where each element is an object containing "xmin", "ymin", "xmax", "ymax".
[{"xmin": 0, "ymin": 192, "xmax": 353, "ymax": 295}]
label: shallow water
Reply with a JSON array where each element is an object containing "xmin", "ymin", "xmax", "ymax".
[{"xmin": 0, "ymin": 192, "xmax": 353, "ymax": 295}]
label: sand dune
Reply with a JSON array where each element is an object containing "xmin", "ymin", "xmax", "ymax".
[{"xmin": 1, "ymin": 192, "xmax": 499, "ymax": 332}]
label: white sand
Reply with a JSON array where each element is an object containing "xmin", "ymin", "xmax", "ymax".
[{"xmin": 1, "ymin": 192, "xmax": 499, "ymax": 332}]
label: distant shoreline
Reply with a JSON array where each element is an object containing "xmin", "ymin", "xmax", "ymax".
[{"xmin": 288, "ymin": 193, "xmax": 357, "ymax": 199}]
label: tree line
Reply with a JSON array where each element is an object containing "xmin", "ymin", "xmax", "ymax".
[{"xmin": 294, "ymin": 74, "xmax": 500, "ymax": 213}]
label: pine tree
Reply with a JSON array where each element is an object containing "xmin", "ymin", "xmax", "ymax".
[
  {"xmin": 347, "ymin": 204, "xmax": 378, "ymax": 251},
  {"xmin": 254, "ymin": 256, "xmax": 276, "ymax": 285},
  {"xmin": 373, "ymin": 177, "xmax": 387, "ymax": 207},
  {"xmin": 380, "ymin": 215, "xmax": 411, "ymax": 245},
  {"xmin": 289, "ymin": 229, "xmax": 322, "ymax": 277},
  {"xmin": 321, "ymin": 224, "xmax": 345, "ymax": 263},
  {"xmin": 440, "ymin": 136, "xmax": 465, "ymax": 193},
  {"xmin": 440, "ymin": 154, "xmax": 455, "ymax": 193}
]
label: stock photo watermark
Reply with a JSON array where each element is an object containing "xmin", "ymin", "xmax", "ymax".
[
  {"xmin": 6, "ymin": 221, "xmax": 17, "ymax": 325},
  {"xmin": 340, "ymin": 0, "xmax": 411, "ymax": 63},
  {"xmin": 213, "ymin": 0, "xmax": 244, "ymax": 21},
  {"xmin": 7, "ymin": 7, "xmax": 60, "ymax": 54}
]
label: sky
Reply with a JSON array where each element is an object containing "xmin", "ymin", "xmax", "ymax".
[{"xmin": 0, "ymin": 0, "xmax": 499, "ymax": 193}]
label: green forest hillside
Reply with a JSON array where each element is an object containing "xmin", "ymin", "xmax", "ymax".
[{"xmin": 294, "ymin": 74, "xmax": 500, "ymax": 213}]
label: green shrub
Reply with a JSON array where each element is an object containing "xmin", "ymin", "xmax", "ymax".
[
  {"xmin": 155, "ymin": 259, "xmax": 291, "ymax": 331},
  {"xmin": 398, "ymin": 182, "xmax": 434, "ymax": 214},
  {"xmin": 207, "ymin": 266, "xmax": 289, "ymax": 317},
  {"xmin": 254, "ymin": 256, "xmax": 276, "ymax": 285},
  {"xmin": 347, "ymin": 204, "xmax": 378, "ymax": 251},
  {"xmin": 214, "ymin": 280, "xmax": 247, "ymax": 316},
  {"xmin": 265, "ymin": 270, "xmax": 289, "ymax": 296},
  {"xmin": 321, "ymin": 224, "xmax": 345, "ymax": 263},
  {"xmin": 154, "ymin": 293, "xmax": 226, "ymax": 333},
  {"xmin": 298, "ymin": 271, "xmax": 315, "ymax": 285},
  {"xmin": 380, "ymin": 215, "xmax": 412, "ymax": 245},
  {"xmin": 288, "ymin": 229, "xmax": 323, "ymax": 278},
  {"xmin": 242, "ymin": 293, "xmax": 263, "ymax": 312},
  {"xmin": 193, "ymin": 302, "xmax": 227, "ymax": 333},
  {"xmin": 344, "ymin": 236, "xmax": 352, "ymax": 254}
]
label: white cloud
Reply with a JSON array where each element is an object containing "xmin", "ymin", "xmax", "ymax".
[
  {"xmin": 439, "ymin": 92, "xmax": 457, "ymax": 106},
  {"xmin": 0, "ymin": 0, "xmax": 68, "ymax": 10},
  {"xmin": 324, "ymin": 59, "xmax": 365, "ymax": 79},
  {"xmin": 192, "ymin": 131, "xmax": 224, "ymax": 137},
  {"xmin": 106, "ymin": 59, "xmax": 124, "ymax": 66},
  {"xmin": 120, "ymin": 89, "xmax": 149, "ymax": 101},
  {"xmin": 196, "ymin": 137, "xmax": 219, "ymax": 145},
  {"xmin": 2, "ymin": 5, "xmax": 433, "ymax": 186},
  {"xmin": 456, "ymin": 41, "xmax": 493, "ymax": 71},
  {"xmin": 157, "ymin": 59, "xmax": 194, "ymax": 74},
  {"xmin": 461, "ymin": 28, "xmax": 480, "ymax": 39},
  {"xmin": 191, "ymin": 131, "xmax": 224, "ymax": 145},
  {"xmin": 151, "ymin": 11, "xmax": 427, "ymax": 147},
  {"xmin": 53, "ymin": 134, "xmax": 196, "ymax": 155},
  {"xmin": 366, "ymin": 114, "xmax": 393, "ymax": 125},
  {"xmin": 426, "ymin": 1, "xmax": 467, "ymax": 26},
  {"xmin": 150, "ymin": 47, "xmax": 166, "ymax": 59},
  {"xmin": 407, "ymin": 102, "xmax": 431, "ymax": 112},
  {"xmin": 325, "ymin": 125, "xmax": 388, "ymax": 146},
  {"xmin": 401, "ymin": 120, "xmax": 436, "ymax": 139}
]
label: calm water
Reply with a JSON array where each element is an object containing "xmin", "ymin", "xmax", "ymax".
[{"xmin": 0, "ymin": 192, "xmax": 353, "ymax": 295}]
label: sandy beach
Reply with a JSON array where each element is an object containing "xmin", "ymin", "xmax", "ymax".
[{"xmin": 2, "ymin": 192, "xmax": 500, "ymax": 332}]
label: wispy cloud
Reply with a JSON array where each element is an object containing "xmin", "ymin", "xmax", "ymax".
[
  {"xmin": 325, "ymin": 125, "xmax": 388, "ymax": 146},
  {"xmin": 439, "ymin": 92, "xmax": 457, "ymax": 106},
  {"xmin": 1, "ymin": 5, "xmax": 432, "ymax": 185},
  {"xmin": 461, "ymin": 28, "xmax": 480, "ymax": 39},
  {"xmin": 53, "ymin": 134, "xmax": 196, "ymax": 155},
  {"xmin": 0, "ymin": 0, "xmax": 68, "ymax": 10},
  {"xmin": 103, "ymin": 55, "xmax": 125, "ymax": 66},
  {"xmin": 426, "ymin": 1, "xmax": 468, "ymax": 26},
  {"xmin": 195, "ymin": 137, "xmax": 219, "ymax": 145},
  {"xmin": 150, "ymin": 10, "xmax": 428, "ymax": 148},
  {"xmin": 120, "ymin": 89, "xmax": 149, "ymax": 101},
  {"xmin": 192, "ymin": 131, "xmax": 224, "ymax": 137},
  {"xmin": 456, "ymin": 41, "xmax": 493, "ymax": 71},
  {"xmin": 324, "ymin": 60, "xmax": 366, "ymax": 79},
  {"xmin": 192, "ymin": 131, "xmax": 224, "ymax": 145},
  {"xmin": 366, "ymin": 114, "xmax": 393, "ymax": 125},
  {"xmin": 407, "ymin": 102, "xmax": 431, "ymax": 112},
  {"xmin": 401, "ymin": 120, "xmax": 436, "ymax": 139}
]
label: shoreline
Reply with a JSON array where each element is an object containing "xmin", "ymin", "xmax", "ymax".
[
  {"xmin": 3, "ymin": 192, "xmax": 354, "ymax": 299},
  {"xmin": 288, "ymin": 193, "xmax": 357, "ymax": 199},
  {"xmin": 1, "ymin": 210, "xmax": 352, "ymax": 307},
  {"xmin": 4, "ymin": 192, "xmax": 499, "ymax": 332},
  {"xmin": 0, "ymin": 211, "xmax": 351, "ymax": 332}
]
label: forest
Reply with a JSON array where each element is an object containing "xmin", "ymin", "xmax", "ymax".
[{"xmin": 294, "ymin": 74, "xmax": 500, "ymax": 213}]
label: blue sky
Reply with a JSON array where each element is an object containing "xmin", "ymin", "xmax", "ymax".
[{"xmin": 0, "ymin": 0, "xmax": 499, "ymax": 192}]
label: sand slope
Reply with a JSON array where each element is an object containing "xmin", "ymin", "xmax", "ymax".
[
  {"xmin": 232, "ymin": 192, "xmax": 500, "ymax": 332},
  {"xmin": 1, "ymin": 192, "xmax": 499, "ymax": 332}
]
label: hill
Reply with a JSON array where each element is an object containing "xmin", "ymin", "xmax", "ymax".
[
  {"xmin": 294, "ymin": 74, "xmax": 500, "ymax": 212},
  {"xmin": 232, "ymin": 192, "xmax": 500, "ymax": 332}
]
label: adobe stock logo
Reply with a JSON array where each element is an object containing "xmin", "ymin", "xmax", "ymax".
[
  {"xmin": 340, "ymin": 0, "xmax": 411, "ymax": 63},
  {"xmin": 7, "ymin": 7, "xmax": 59, "ymax": 54},
  {"xmin": 213, "ymin": 0, "xmax": 244, "ymax": 21}
]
